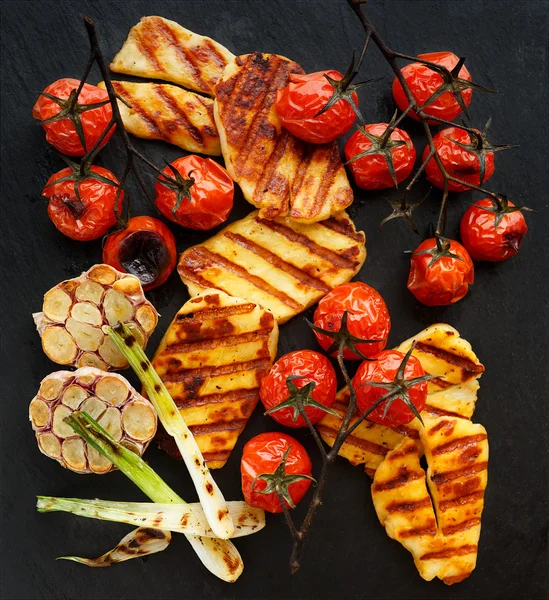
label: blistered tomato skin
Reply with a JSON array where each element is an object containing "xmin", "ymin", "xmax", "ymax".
[
  {"xmin": 460, "ymin": 199, "xmax": 528, "ymax": 262},
  {"xmin": 353, "ymin": 350, "xmax": 428, "ymax": 427},
  {"xmin": 241, "ymin": 432, "xmax": 313, "ymax": 513},
  {"xmin": 102, "ymin": 216, "xmax": 177, "ymax": 291},
  {"xmin": 260, "ymin": 350, "xmax": 337, "ymax": 428},
  {"xmin": 408, "ymin": 238, "xmax": 474, "ymax": 306},
  {"xmin": 344, "ymin": 123, "xmax": 416, "ymax": 190},
  {"xmin": 275, "ymin": 70, "xmax": 358, "ymax": 144},
  {"xmin": 392, "ymin": 52, "xmax": 473, "ymax": 123},
  {"xmin": 154, "ymin": 155, "xmax": 234, "ymax": 231},
  {"xmin": 313, "ymin": 282, "xmax": 391, "ymax": 360},
  {"xmin": 423, "ymin": 127, "xmax": 494, "ymax": 192},
  {"xmin": 33, "ymin": 78, "xmax": 115, "ymax": 157},
  {"xmin": 42, "ymin": 166, "xmax": 122, "ymax": 241}
]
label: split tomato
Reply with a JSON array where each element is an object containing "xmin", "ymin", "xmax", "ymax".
[{"xmin": 275, "ymin": 70, "xmax": 358, "ymax": 144}]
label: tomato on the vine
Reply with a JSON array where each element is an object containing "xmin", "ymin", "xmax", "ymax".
[
  {"xmin": 260, "ymin": 350, "xmax": 337, "ymax": 428},
  {"xmin": 41, "ymin": 165, "xmax": 122, "ymax": 241},
  {"xmin": 313, "ymin": 282, "xmax": 390, "ymax": 360},
  {"xmin": 154, "ymin": 155, "xmax": 234, "ymax": 231},
  {"xmin": 344, "ymin": 123, "xmax": 416, "ymax": 190},
  {"xmin": 102, "ymin": 216, "xmax": 177, "ymax": 291},
  {"xmin": 33, "ymin": 78, "xmax": 115, "ymax": 157},
  {"xmin": 392, "ymin": 52, "xmax": 472, "ymax": 123},
  {"xmin": 275, "ymin": 70, "xmax": 358, "ymax": 144},
  {"xmin": 241, "ymin": 432, "xmax": 313, "ymax": 513},
  {"xmin": 408, "ymin": 237, "xmax": 474, "ymax": 306},
  {"xmin": 460, "ymin": 198, "xmax": 529, "ymax": 262},
  {"xmin": 352, "ymin": 350, "xmax": 428, "ymax": 427}
]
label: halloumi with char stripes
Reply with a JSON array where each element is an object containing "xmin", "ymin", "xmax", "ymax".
[
  {"xmin": 317, "ymin": 324, "xmax": 485, "ymax": 474},
  {"xmin": 372, "ymin": 415, "xmax": 488, "ymax": 585},
  {"xmin": 98, "ymin": 81, "xmax": 220, "ymax": 155},
  {"xmin": 177, "ymin": 210, "xmax": 366, "ymax": 324},
  {"xmin": 110, "ymin": 16, "xmax": 235, "ymax": 95},
  {"xmin": 151, "ymin": 289, "xmax": 278, "ymax": 468}
]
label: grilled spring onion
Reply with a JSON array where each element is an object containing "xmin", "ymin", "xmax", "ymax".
[
  {"xmin": 66, "ymin": 411, "xmax": 244, "ymax": 583},
  {"xmin": 105, "ymin": 323, "xmax": 235, "ymax": 540},
  {"xmin": 37, "ymin": 497, "xmax": 265, "ymax": 538}
]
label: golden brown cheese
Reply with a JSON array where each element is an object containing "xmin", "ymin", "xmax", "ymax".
[
  {"xmin": 110, "ymin": 16, "xmax": 235, "ymax": 95},
  {"xmin": 151, "ymin": 289, "xmax": 278, "ymax": 468},
  {"xmin": 177, "ymin": 210, "xmax": 366, "ymax": 324},
  {"xmin": 214, "ymin": 52, "xmax": 353, "ymax": 223},
  {"xmin": 98, "ymin": 81, "xmax": 220, "ymax": 155}
]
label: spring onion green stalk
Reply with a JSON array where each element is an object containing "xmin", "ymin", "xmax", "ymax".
[
  {"xmin": 37, "ymin": 497, "xmax": 265, "ymax": 538},
  {"xmin": 66, "ymin": 412, "xmax": 244, "ymax": 582},
  {"xmin": 105, "ymin": 323, "xmax": 235, "ymax": 540}
]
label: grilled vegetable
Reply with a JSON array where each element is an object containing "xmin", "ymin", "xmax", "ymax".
[
  {"xmin": 98, "ymin": 81, "xmax": 220, "ymax": 155},
  {"xmin": 33, "ymin": 264, "xmax": 158, "ymax": 370},
  {"xmin": 110, "ymin": 16, "xmax": 235, "ymax": 95},
  {"xmin": 151, "ymin": 289, "xmax": 279, "ymax": 467},
  {"xmin": 178, "ymin": 210, "xmax": 366, "ymax": 324},
  {"xmin": 215, "ymin": 52, "xmax": 354, "ymax": 223},
  {"xmin": 29, "ymin": 367, "xmax": 157, "ymax": 473},
  {"xmin": 106, "ymin": 323, "xmax": 235, "ymax": 540}
]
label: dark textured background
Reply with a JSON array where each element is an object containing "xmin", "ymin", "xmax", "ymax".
[{"xmin": 1, "ymin": 1, "xmax": 548, "ymax": 599}]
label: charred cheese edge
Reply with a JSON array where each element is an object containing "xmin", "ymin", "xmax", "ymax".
[
  {"xmin": 110, "ymin": 16, "xmax": 235, "ymax": 95},
  {"xmin": 98, "ymin": 81, "xmax": 220, "ymax": 155},
  {"xmin": 372, "ymin": 416, "xmax": 488, "ymax": 585},
  {"xmin": 317, "ymin": 324, "xmax": 485, "ymax": 472},
  {"xmin": 151, "ymin": 289, "xmax": 278, "ymax": 468},
  {"xmin": 178, "ymin": 210, "xmax": 366, "ymax": 324}
]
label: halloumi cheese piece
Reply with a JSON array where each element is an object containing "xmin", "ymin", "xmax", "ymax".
[
  {"xmin": 151, "ymin": 289, "xmax": 278, "ymax": 468},
  {"xmin": 177, "ymin": 210, "xmax": 366, "ymax": 324},
  {"xmin": 98, "ymin": 81, "xmax": 220, "ymax": 155},
  {"xmin": 372, "ymin": 416, "xmax": 488, "ymax": 585},
  {"xmin": 110, "ymin": 16, "xmax": 235, "ymax": 95}
]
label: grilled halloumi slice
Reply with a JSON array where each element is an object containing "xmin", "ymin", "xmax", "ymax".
[
  {"xmin": 372, "ymin": 416, "xmax": 488, "ymax": 585},
  {"xmin": 177, "ymin": 210, "xmax": 366, "ymax": 324},
  {"xmin": 214, "ymin": 52, "xmax": 353, "ymax": 223},
  {"xmin": 110, "ymin": 16, "xmax": 235, "ymax": 95},
  {"xmin": 317, "ymin": 324, "xmax": 485, "ymax": 473},
  {"xmin": 151, "ymin": 289, "xmax": 278, "ymax": 468},
  {"xmin": 98, "ymin": 81, "xmax": 220, "ymax": 155}
]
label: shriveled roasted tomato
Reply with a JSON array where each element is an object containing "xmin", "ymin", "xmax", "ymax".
[
  {"xmin": 155, "ymin": 155, "xmax": 234, "ymax": 230},
  {"xmin": 344, "ymin": 123, "xmax": 416, "ymax": 190},
  {"xmin": 408, "ymin": 236, "xmax": 474, "ymax": 306},
  {"xmin": 260, "ymin": 350, "xmax": 337, "ymax": 428},
  {"xmin": 102, "ymin": 216, "xmax": 177, "ymax": 291},
  {"xmin": 33, "ymin": 78, "xmax": 115, "ymax": 157},
  {"xmin": 241, "ymin": 432, "xmax": 313, "ymax": 513},
  {"xmin": 392, "ymin": 52, "xmax": 472, "ymax": 123},
  {"xmin": 42, "ymin": 164, "xmax": 122, "ymax": 241},
  {"xmin": 275, "ymin": 70, "xmax": 358, "ymax": 144},
  {"xmin": 313, "ymin": 282, "xmax": 390, "ymax": 360},
  {"xmin": 352, "ymin": 349, "xmax": 428, "ymax": 427},
  {"xmin": 460, "ymin": 198, "xmax": 529, "ymax": 262}
]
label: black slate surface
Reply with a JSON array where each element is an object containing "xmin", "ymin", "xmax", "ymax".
[{"xmin": 1, "ymin": 1, "xmax": 548, "ymax": 599}]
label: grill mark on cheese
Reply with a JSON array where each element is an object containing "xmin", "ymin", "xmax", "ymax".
[
  {"xmin": 441, "ymin": 517, "xmax": 481, "ymax": 536},
  {"xmin": 189, "ymin": 418, "xmax": 248, "ymax": 436},
  {"xmin": 420, "ymin": 544, "xmax": 478, "ymax": 561},
  {"xmin": 161, "ymin": 357, "xmax": 273, "ymax": 382},
  {"xmin": 398, "ymin": 521, "xmax": 438, "ymax": 538},
  {"xmin": 386, "ymin": 497, "xmax": 431, "ymax": 513},
  {"xmin": 430, "ymin": 461, "xmax": 488, "ymax": 485},
  {"xmin": 178, "ymin": 388, "xmax": 260, "ymax": 409},
  {"xmin": 443, "ymin": 574, "xmax": 470, "ymax": 585},
  {"xmin": 288, "ymin": 146, "xmax": 315, "ymax": 203},
  {"xmin": 438, "ymin": 490, "xmax": 484, "ymax": 512},
  {"xmin": 113, "ymin": 83, "xmax": 161, "ymax": 134},
  {"xmin": 427, "ymin": 377, "xmax": 453, "ymax": 389},
  {"xmin": 415, "ymin": 341, "xmax": 485, "ymax": 379},
  {"xmin": 134, "ymin": 25, "xmax": 164, "ymax": 72},
  {"xmin": 176, "ymin": 303, "xmax": 257, "ymax": 322},
  {"xmin": 316, "ymin": 425, "xmax": 389, "ymax": 457},
  {"xmin": 320, "ymin": 217, "xmax": 365, "ymax": 242},
  {"xmin": 431, "ymin": 434, "xmax": 487, "ymax": 456},
  {"xmin": 424, "ymin": 403, "xmax": 466, "ymax": 418},
  {"xmin": 166, "ymin": 328, "xmax": 273, "ymax": 353},
  {"xmin": 200, "ymin": 38, "xmax": 229, "ymax": 70},
  {"xmin": 372, "ymin": 468, "xmax": 423, "ymax": 491},
  {"xmin": 154, "ymin": 86, "xmax": 204, "ymax": 145}
]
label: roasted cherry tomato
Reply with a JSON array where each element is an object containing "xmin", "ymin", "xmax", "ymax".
[
  {"xmin": 344, "ymin": 123, "xmax": 416, "ymax": 190},
  {"xmin": 33, "ymin": 78, "xmax": 115, "ymax": 157},
  {"xmin": 423, "ymin": 127, "xmax": 494, "ymax": 192},
  {"xmin": 154, "ymin": 155, "xmax": 234, "ymax": 230},
  {"xmin": 275, "ymin": 70, "xmax": 358, "ymax": 144},
  {"xmin": 460, "ymin": 198, "xmax": 529, "ymax": 262},
  {"xmin": 102, "ymin": 216, "xmax": 177, "ymax": 291},
  {"xmin": 408, "ymin": 237, "xmax": 474, "ymax": 306},
  {"xmin": 352, "ymin": 350, "xmax": 428, "ymax": 427},
  {"xmin": 392, "ymin": 52, "xmax": 472, "ymax": 123},
  {"xmin": 41, "ymin": 165, "xmax": 122, "ymax": 241},
  {"xmin": 241, "ymin": 432, "xmax": 313, "ymax": 513},
  {"xmin": 260, "ymin": 350, "xmax": 337, "ymax": 428},
  {"xmin": 313, "ymin": 282, "xmax": 390, "ymax": 360}
]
